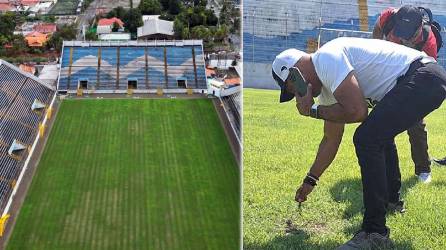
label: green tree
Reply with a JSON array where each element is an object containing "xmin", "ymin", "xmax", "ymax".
[
  {"xmin": 159, "ymin": 13, "xmax": 174, "ymax": 21},
  {"xmin": 214, "ymin": 24, "xmax": 228, "ymax": 42},
  {"xmin": 232, "ymin": 17, "xmax": 240, "ymax": 34},
  {"xmin": 190, "ymin": 25, "xmax": 210, "ymax": 41},
  {"xmin": 0, "ymin": 12, "xmax": 16, "ymax": 38},
  {"xmin": 42, "ymin": 15, "xmax": 56, "ymax": 23},
  {"xmin": 107, "ymin": 6, "xmax": 127, "ymax": 20},
  {"xmin": 46, "ymin": 24, "xmax": 77, "ymax": 52},
  {"xmin": 168, "ymin": 0, "xmax": 181, "ymax": 15},
  {"xmin": 138, "ymin": 0, "xmax": 161, "ymax": 15},
  {"xmin": 112, "ymin": 21, "xmax": 120, "ymax": 32},
  {"xmin": 11, "ymin": 34, "xmax": 27, "ymax": 54},
  {"xmin": 85, "ymin": 29, "xmax": 98, "ymax": 40},
  {"xmin": 204, "ymin": 9, "xmax": 218, "ymax": 26},
  {"xmin": 123, "ymin": 8, "xmax": 143, "ymax": 35},
  {"xmin": 193, "ymin": 0, "xmax": 207, "ymax": 7},
  {"xmin": 159, "ymin": 0, "xmax": 169, "ymax": 10},
  {"xmin": 173, "ymin": 18, "xmax": 185, "ymax": 39}
]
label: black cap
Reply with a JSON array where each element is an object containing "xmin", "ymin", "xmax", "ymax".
[
  {"xmin": 272, "ymin": 69, "xmax": 295, "ymax": 103},
  {"xmin": 393, "ymin": 5, "xmax": 422, "ymax": 40}
]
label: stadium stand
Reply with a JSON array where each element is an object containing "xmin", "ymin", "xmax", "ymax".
[
  {"xmin": 58, "ymin": 40, "xmax": 207, "ymax": 93},
  {"xmin": 0, "ymin": 60, "xmax": 56, "ymax": 214},
  {"xmin": 243, "ymin": 0, "xmax": 446, "ymax": 88},
  {"xmin": 221, "ymin": 91, "xmax": 241, "ymax": 140}
]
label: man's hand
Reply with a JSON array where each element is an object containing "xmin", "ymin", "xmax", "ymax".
[
  {"xmin": 295, "ymin": 84, "xmax": 314, "ymax": 116},
  {"xmin": 295, "ymin": 182, "xmax": 315, "ymax": 203}
]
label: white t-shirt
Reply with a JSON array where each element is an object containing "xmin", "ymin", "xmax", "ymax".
[{"xmin": 312, "ymin": 37, "xmax": 430, "ymax": 106}]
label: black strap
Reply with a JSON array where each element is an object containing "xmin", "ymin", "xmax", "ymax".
[
  {"xmin": 431, "ymin": 21, "xmax": 443, "ymax": 52},
  {"xmin": 415, "ymin": 24, "xmax": 431, "ymax": 51}
]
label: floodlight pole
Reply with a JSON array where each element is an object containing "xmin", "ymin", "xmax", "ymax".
[
  {"xmin": 285, "ymin": 12, "xmax": 288, "ymax": 48},
  {"xmin": 252, "ymin": 9, "xmax": 255, "ymax": 64}
]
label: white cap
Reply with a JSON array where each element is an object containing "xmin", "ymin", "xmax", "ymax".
[{"xmin": 272, "ymin": 48, "xmax": 307, "ymax": 83}]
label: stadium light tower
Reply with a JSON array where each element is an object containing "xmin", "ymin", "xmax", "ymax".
[
  {"xmin": 285, "ymin": 12, "xmax": 288, "ymax": 48},
  {"xmin": 252, "ymin": 9, "xmax": 255, "ymax": 65}
]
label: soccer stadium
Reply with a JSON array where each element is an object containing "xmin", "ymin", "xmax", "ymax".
[
  {"xmin": 0, "ymin": 40, "xmax": 240, "ymax": 249},
  {"xmin": 244, "ymin": 0, "xmax": 446, "ymax": 249}
]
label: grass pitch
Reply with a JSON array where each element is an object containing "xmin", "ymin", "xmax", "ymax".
[
  {"xmin": 244, "ymin": 88, "xmax": 446, "ymax": 249},
  {"xmin": 8, "ymin": 98, "xmax": 239, "ymax": 250},
  {"xmin": 48, "ymin": 0, "xmax": 78, "ymax": 15}
]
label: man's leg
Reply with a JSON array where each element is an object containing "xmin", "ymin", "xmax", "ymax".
[
  {"xmin": 384, "ymin": 141, "xmax": 401, "ymax": 204},
  {"xmin": 353, "ymin": 65, "xmax": 446, "ymax": 234},
  {"xmin": 407, "ymin": 119, "xmax": 431, "ymax": 175}
]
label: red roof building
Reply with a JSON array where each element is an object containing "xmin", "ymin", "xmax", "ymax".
[
  {"xmin": 97, "ymin": 17, "xmax": 125, "ymax": 34},
  {"xmin": 20, "ymin": 0, "xmax": 39, "ymax": 6},
  {"xmin": 19, "ymin": 64, "xmax": 36, "ymax": 75},
  {"xmin": 33, "ymin": 23, "xmax": 57, "ymax": 34},
  {"xmin": 0, "ymin": 3, "xmax": 13, "ymax": 12},
  {"xmin": 98, "ymin": 17, "xmax": 124, "ymax": 27},
  {"xmin": 25, "ymin": 31, "xmax": 48, "ymax": 47},
  {"xmin": 223, "ymin": 77, "xmax": 241, "ymax": 86}
]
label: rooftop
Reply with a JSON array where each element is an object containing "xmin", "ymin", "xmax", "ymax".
[{"xmin": 98, "ymin": 17, "xmax": 124, "ymax": 27}]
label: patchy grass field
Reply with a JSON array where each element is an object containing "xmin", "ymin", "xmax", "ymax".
[
  {"xmin": 49, "ymin": 0, "xmax": 78, "ymax": 15},
  {"xmin": 243, "ymin": 88, "xmax": 446, "ymax": 249},
  {"xmin": 8, "ymin": 99, "xmax": 239, "ymax": 250}
]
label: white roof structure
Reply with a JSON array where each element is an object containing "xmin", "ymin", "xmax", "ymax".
[
  {"xmin": 0, "ymin": 60, "xmax": 55, "ymax": 91},
  {"xmin": 38, "ymin": 64, "xmax": 59, "ymax": 85},
  {"xmin": 29, "ymin": 2, "xmax": 53, "ymax": 13},
  {"xmin": 31, "ymin": 99, "xmax": 46, "ymax": 111},
  {"xmin": 8, "ymin": 140, "xmax": 27, "ymax": 156},
  {"xmin": 137, "ymin": 15, "xmax": 174, "ymax": 39},
  {"xmin": 142, "ymin": 15, "xmax": 159, "ymax": 22},
  {"xmin": 99, "ymin": 33, "xmax": 131, "ymax": 41}
]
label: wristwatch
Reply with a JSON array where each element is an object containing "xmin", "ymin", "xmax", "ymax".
[{"xmin": 309, "ymin": 103, "xmax": 319, "ymax": 119}]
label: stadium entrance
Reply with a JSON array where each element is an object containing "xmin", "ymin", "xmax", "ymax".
[
  {"xmin": 79, "ymin": 79, "xmax": 88, "ymax": 89},
  {"xmin": 177, "ymin": 77, "xmax": 187, "ymax": 88},
  {"xmin": 128, "ymin": 78, "xmax": 138, "ymax": 89}
]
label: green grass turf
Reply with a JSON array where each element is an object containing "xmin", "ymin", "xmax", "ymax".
[
  {"xmin": 7, "ymin": 98, "xmax": 239, "ymax": 250},
  {"xmin": 48, "ymin": 0, "xmax": 78, "ymax": 15},
  {"xmin": 243, "ymin": 88, "xmax": 446, "ymax": 249}
]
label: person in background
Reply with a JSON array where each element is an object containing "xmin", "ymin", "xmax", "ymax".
[{"xmin": 373, "ymin": 5, "xmax": 444, "ymax": 182}]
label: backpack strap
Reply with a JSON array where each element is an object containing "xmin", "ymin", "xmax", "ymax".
[
  {"xmin": 415, "ymin": 24, "xmax": 430, "ymax": 51},
  {"xmin": 431, "ymin": 21, "xmax": 443, "ymax": 52},
  {"xmin": 418, "ymin": 7, "xmax": 433, "ymax": 23}
]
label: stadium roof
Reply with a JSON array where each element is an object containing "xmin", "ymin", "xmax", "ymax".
[{"xmin": 0, "ymin": 59, "xmax": 55, "ymax": 91}]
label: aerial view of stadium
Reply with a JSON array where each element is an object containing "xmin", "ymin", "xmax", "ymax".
[
  {"xmin": 0, "ymin": 39, "xmax": 240, "ymax": 249},
  {"xmin": 244, "ymin": 0, "xmax": 446, "ymax": 249}
]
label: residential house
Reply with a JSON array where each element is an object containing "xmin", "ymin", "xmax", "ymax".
[
  {"xmin": 97, "ymin": 17, "xmax": 124, "ymax": 34},
  {"xmin": 33, "ymin": 23, "xmax": 57, "ymax": 34},
  {"xmin": 25, "ymin": 31, "xmax": 48, "ymax": 47}
]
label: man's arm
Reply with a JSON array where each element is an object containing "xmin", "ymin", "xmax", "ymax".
[
  {"xmin": 295, "ymin": 120, "xmax": 344, "ymax": 202},
  {"xmin": 309, "ymin": 120, "xmax": 345, "ymax": 176},
  {"xmin": 317, "ymin": 72, "xmax": 368, "ymax": 123}
]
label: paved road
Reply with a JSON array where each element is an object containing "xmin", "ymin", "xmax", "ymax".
[{"xmin": 76, "ymin": 0, "xmax": 102, "ymax": 40}]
